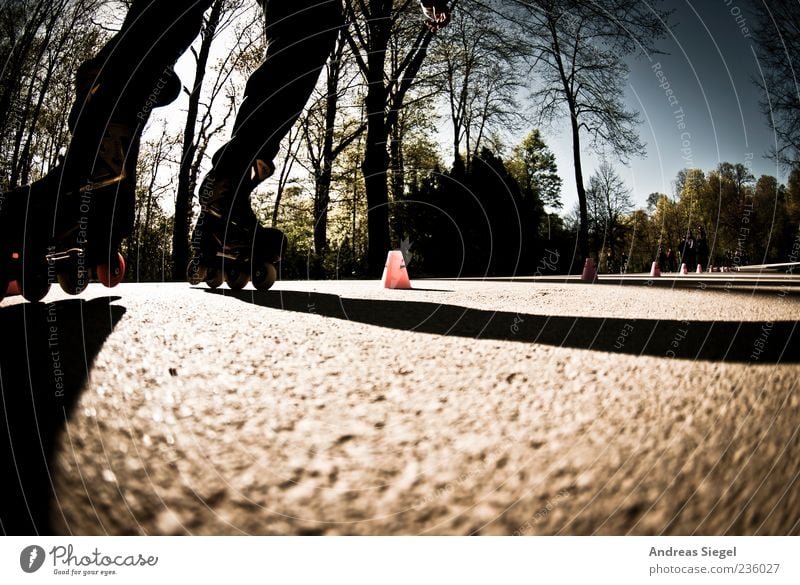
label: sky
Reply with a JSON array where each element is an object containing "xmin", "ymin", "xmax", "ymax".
[
  {"xmin": 158, "ymin": 0, "xmax": 784, "ymax": 214},
  {"xmin": 543, "ymin": 0, "xmax": 784, "ymax": 210}
]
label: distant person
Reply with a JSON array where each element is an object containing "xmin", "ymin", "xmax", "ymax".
[
  {"xmin": 657, "ymin": 245, "xmax": 667, "ymax": 272},
  {"xmin": 666, "ymin": 247, "xmax": 676, "ymax": 272},
  {"xmin": 606, "ymin": 250, "xmax": 616, "ymax": 274},
  {"xmin": 680, "ymin": 232, "xmax": 696, "ymax": 271},
  {"xmin": 696, "ymin": 225, "xmax": 709, "ymax": 271}
]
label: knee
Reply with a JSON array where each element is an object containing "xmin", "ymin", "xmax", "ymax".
[{"xmin": 268, "ymin": 0, "xmax": 344, "ymax": 44}]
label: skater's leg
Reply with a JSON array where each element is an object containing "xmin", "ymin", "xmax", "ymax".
[
  {"xmin": 70, "ymin": 0, "xmax": 213, "ymax": 135},
  {"xmin": 188, "ymin": 0, "xmax": 342, "ymax": 289},
  {"xmin": 1, "ymin": 1, "xmax": 215, "ymax": 302},
  {"xmin": 211, "ymin": 0, "xmax": 344, "ymax": 173}
]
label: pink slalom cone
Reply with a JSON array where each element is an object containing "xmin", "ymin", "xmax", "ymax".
[
  {"xmin": 5, "ymin": 253, "xmax": 20, "ymax": 296},
  {"xmin": 696, "ymin": 264, "xmax": 703, "ymax": 274},
  {"xmin": 382, "ymin": 250, "xmax": 411, "ymax": 289},
  {"xmin": 580, "ymin": 257, "xmax": 597, "ymax": 282},
  {"xmin": 680, "ymin": 263, "xmax": 688, "ymax": 275},
  {"xmin": 650, "ymin": 262, "xmax": 661, "ymax": 277}
]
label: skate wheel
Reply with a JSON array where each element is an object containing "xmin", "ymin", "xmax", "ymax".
[
  {"xmin": 97, "ymin": 253, "xmax": 126, "ymax": 288},
  {"xmin": 21, "ymin": 257, "xmax": 51, "ymax": 303},
  {"xmin": 252, "ymin": 262, "xmax": 277, "ymax": 291},
  {"xmin": 57, "ymin": 255, "xmax": 90, "ymax": 295},
  {"xmin": 225, "ymin": 266, "xmax": 249, "ymax": 290},
  {"xmin": 205, "ymin": 267, "xmax": 223, "ymax": 289},
  {"xmin": 186, "ymin": 259, "xmax": 207, "ymax": 285}
]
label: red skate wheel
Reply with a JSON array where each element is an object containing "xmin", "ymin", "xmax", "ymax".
[{"xmin": 97, "ymin": 253, "xmax": 126, "ymax": 288}]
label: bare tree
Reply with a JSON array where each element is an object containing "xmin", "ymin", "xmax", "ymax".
[
  {"xmin": 301, "ymin": 29, "xmax": 366, "ymax": 254},
  {"xmin": 127, "ymin": 125, "xmax": 177, "ymax": 281},
  {"xmin": 171, "ymin": 0, "xmax": 253, "ymax": 280},
  {"xmin": 432, "ymin": 0, "xmax": 524, "ymax": 167},
  {"xmin": 586, "ymin": 160, "xmax": 633, "ymax": 257},
  {"xmin": 507, "ymin": 0, "xmax": 670, "ymax": 264},
  {"xmin": 342, "ymin": 0, "xmax": 443, "ymax": 274},
  {"xmin": 0, "ymin": 0, "xmax": 107, "ymax": 188},
  {"xmin": 753, "ymin": 1, "xmax": 800, "ymax": 167}
]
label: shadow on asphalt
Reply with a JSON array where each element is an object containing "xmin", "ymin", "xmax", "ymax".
[
  {"xmin": 0, "ymin": 296, "xmax": 125, "ymax": 535},
  {"xmin": 209, "ymin": 289, "xmax": 799, "ymax": 364}
]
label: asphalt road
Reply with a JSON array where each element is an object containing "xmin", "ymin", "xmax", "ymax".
[{"xmin": 1, "ymin": 274, "xmax": 798, "ymax": 535}]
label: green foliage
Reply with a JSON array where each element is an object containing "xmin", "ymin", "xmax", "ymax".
[
  {"xmin": 506, "ymin": 129, "xmax": 562, "ymax": 209},
  {"xmin": 616, "ymin": 163, "xmax": 799, "ymax": 272},
  {"xmin": 396, "ymin": 146, "xmax": 555, "ymax": 276}
]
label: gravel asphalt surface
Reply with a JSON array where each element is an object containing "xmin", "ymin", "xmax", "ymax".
[{"xmin": 1, "ymin": 274, "xmax": 798, "ymax": 535}]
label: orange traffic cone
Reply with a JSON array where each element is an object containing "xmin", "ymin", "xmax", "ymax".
[
  {"xmin": 680, "ymin": 263, "xmax": 688, "ymax": 275},
  {"xmin": 381, "ymin": 250, "xmax": 411, "ymax": 289},
  {"xmin": 696, "ymin": 264, "xmax": 703, "ymax": 274},
  {"xmin": 650, "ymin": 262, "xmax": 661, "ymax": 277},
  {"xmin": 580, "ymin": 257, "xmax": 597, "ymax": 282}
]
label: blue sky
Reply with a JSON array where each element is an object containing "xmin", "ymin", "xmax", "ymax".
[
  {"xmin": 543, "ymin": 0, "xmax": 784, "ymax": 210},
  {"xmin": 159, "ymin": 0, "xmax": 784, "ymax": 214}
]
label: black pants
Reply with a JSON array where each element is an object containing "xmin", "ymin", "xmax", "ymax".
[{"xmin": 83, "ymin": 0, "xmax": 342, "ymax": 170}]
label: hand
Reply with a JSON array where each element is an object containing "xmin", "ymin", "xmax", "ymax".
[{"xmin": 421, "ymin": 2, "xmax": 450, "ymax": 33}]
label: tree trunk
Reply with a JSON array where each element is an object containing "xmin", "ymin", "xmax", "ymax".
[
  {"xmin": 363, "ymin": 83, "xmax": 390, "ymax": 275},
  {"xmin": 313, "ymin": 35, "xmax": 344, "ymax": 254},
  {"xmin": 570, "ymin": 108, "xmax": 589, "ymax": 267},
  {"xmin": 362, "ymin": 13, "xmax": 391, "ymax": 275},
  {"xmin": 0, "ymin": 1, "xmax": 50, "ymax": 153},
  {"xmin": 171, "ymin": 0, "xmax": 222, "ymax": 281},
  {"xmin": 389, "ymin": 120, "xmax": 405, "ymax": 240},
  {"xmin": 19, "ymin": 60, "xmax": 58, "ymax": 185}
]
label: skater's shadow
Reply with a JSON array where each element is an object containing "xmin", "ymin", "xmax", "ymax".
[
  {"xmin": 0, "ymin": 297, "xmax": 125, "ymax": 535},
  {"xmin": 209, "ymin": 289, "xmax": 799, "ymax": 364}
]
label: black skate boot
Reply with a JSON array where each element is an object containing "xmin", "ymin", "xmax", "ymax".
[
  {"xmin": 187, "ymin": 157, "xmax": 287, "ymax": 291},
  {"xmin": 0, "ymin": 59, "xmax": 179, "ymax": 304},
  {"xmin": 0, "ymin": 122, "xmax": 139, "ymax": 303}
]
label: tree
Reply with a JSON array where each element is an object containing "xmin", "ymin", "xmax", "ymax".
[
  {"xmin": 585, "ymin": 160, "xmax": 633, "ymax": 257},
  {"xmin": 651, "ymin": 193, "xmax": 683, "ymax": 254},
  {"xmin": 752, "ymin": 174, "xmax": 786, "ymax": 263},
  {"xmin": 432, "ymin": 0, "xmax": 524, "ymax": 167},
  {"xmin": 753, "ymin": 2, "xmax": 800, "ymax": 166},
  {"xmin": 343, "ymin": 0, "xmax": 443, "ymax": 274},
  {"xmin": 126, "ymin": 128, "xmax": 176, "ymax": 282},
  {"xmin": 509, "ymin": 0, "xmax": 670, "ymax": 264},
  {"xmin": 622, "ymin": 208, "xmax": 658, "ymax": 273},
  {"xmin": 704, "ymin": 163, "xmax": 755, "ymax": 261},
  {"xmin": 786, "ymin": 168, "xmax": 800, "ymax": 229},
  {"xmin": 400, "ymin": 146, "xmax": 548, "ymax": 276},
  {"xmin": 507, "ymin": 129, "xmax": 562, "ymax": 209},
  {"xmin": 301, "ymin": 29, "xmax": 366, "ymax": 255},
  {"xmin": 0, "ymin": 0, "xmax": 107, "ymax": 188},
  {"xmin": 645, "ymin": 192, "xmax": 661, "ymax": 213}
]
